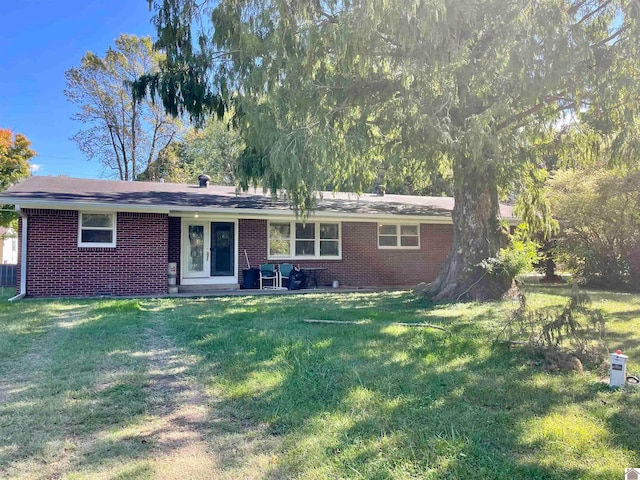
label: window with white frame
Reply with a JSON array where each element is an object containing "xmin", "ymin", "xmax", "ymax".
[
  {"xmin": 378, "ymin": 224, "xmax": 420, "ymax": 249},
  {"xmin": 78, "ymin": 212, "xmax": 116, "ymax": 247},
  {"xmin": 269, "ymin": 221, "xmax": 341, "ymax": 259}
]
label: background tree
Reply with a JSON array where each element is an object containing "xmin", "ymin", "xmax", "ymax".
[
  {"xmin": 180, "ymin": 114, "xmax": 240, "ymax": 185},
  {"xmin": 549, "ymin": 168, "xmax": 640, "ymax": 289},
  {"xmin": 65, "ymin": 34, "xmax": 181, "ymax": 180},
  {"xmin": 136, "ymin": 142, "xmax": 185, "ymax": 183},
  {"xmin": 513, "ymin": 126, "xmax": 591, "ymax": 283},
  {"xmin": 138, "ymin": 114, "xmax": 241, "ymax": 184},
  {"xmin": 139, "ymin": 0, "xmax": 639, "ymax": 300},
  {"xmin": 0, "ymin": 129, "xmax": 35, "ymax": 226}
]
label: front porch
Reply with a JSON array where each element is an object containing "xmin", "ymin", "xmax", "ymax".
[
  {"xmin": 168, "ymin": 285, "xmax": 374, "ymax": 298},
  {"xmin": 168, "ymin": 216, "xmax": 342, "ymax": 292}
]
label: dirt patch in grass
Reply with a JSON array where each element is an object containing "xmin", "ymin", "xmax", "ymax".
[
  {"xmin": 118, "ymin": 308, "xmax": 283, "ymax": 480},
  {"xmin": 138, "ymin": 314, "xmax": 220, "ymax": 476},
  {"xmin": 1, "ymin": 303, "xmax": 284, "ymax": 479}
]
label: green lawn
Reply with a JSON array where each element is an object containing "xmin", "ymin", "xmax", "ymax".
[{"xmin": 1, "ymin": 286, "xmax": 639, "ymax": 479}]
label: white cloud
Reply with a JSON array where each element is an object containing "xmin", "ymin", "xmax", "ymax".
[{"xmin": 30, "ymin": 164, "xmax": 42, "ymax": 174}]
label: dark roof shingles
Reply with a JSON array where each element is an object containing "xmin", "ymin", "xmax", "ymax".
[{"xmin": 1, "ymin": 176, "xmax": 514, "ymax": 218}]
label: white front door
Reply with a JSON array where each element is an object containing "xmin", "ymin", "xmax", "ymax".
[
  {"xmin": 180, "ymin": 219, "xmax": 239, "ymax": 285},
  {"xmin": 182, "ymin": 222, "xmax": 210, "ymax": 278}
]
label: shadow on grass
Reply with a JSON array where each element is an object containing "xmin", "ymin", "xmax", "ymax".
[
  {"xmin": 604, "ymin": 331, "xmax": 640, "ymax": 358},
  {"xmin": 0, "ymin": 300, "xmax": 156, "ymax": 476},
  {"xmin": 156, "ymin": 291, "xmax": 629, "ymax": 479},
  {"xmin": 2, "ymin": 290, "xmax": 638, "ymax": 479},
  {"xmin": 262, "ymin": 342, "xmax": 606, "ymax": 478},
  {"xmin": 603, "ymin": 309, "xmax": 640, "ymax": 322}
]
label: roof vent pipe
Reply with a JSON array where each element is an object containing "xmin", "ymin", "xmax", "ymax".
[
  {"xmin": 198, "ymin": 174, "xmax": 211, "ymax": 188},
  {"xmin": 375, "ymin": 185, "xmax": 386, "ymax": 197}
]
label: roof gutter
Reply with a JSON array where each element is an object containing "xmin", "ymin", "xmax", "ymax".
[
  {"xmin": 0, "ymin": 198, "xmax": 170, "ymax": 214},
  {"xmin": 0, "ymin": 199, "xmax": 460, "ymax": 223},
  {"xmin": 0, "ymin": 197, "xmax": 520, "ymax": 226},
  {"xmin": 8, "ymin": 208, "xmax": 26, "ymax": 302}
]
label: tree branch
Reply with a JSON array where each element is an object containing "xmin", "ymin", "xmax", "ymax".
[
  {"xmin": 596, "ymin": 24, "xmax": 629, "ymax": 46},
  {"xmin": 567, "ymin": 0, "xmax": 591, "ymax": 16},
  {"xmin": 576, "ymin": 0, "xmax": 613, "ymax": 25},
  {"xmin": 496, "ymin": 93, "xmax": 572, "ymax": 132}
]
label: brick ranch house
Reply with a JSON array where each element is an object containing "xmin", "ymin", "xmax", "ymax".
[{"xmin": 0, "ymin": 176, "xmax": 516, "ymax": 298}]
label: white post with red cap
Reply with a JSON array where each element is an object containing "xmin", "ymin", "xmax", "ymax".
[{"xmin": 610, "ymin": 350, "xmax": 628, "ymax": 388}]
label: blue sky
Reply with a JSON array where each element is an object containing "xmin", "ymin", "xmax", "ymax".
[{"xmin": 1, "ymin": 0, "xmax": 156, "ymax": 178}]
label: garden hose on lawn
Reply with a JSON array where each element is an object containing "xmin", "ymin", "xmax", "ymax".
[{"xmin": 626, "ymin": 375, "xmax": 640, "ymax": 385}]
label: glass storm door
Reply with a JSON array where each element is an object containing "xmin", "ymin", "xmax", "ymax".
[
  {"xmin": 211, "ymin": 222, "xmax": 235, "ymax": 276},
  {"xmin": 184, "ymin": 223, "xmax": 210, "ymax": 278}
]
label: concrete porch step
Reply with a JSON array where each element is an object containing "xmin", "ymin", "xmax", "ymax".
[{"xmin": 177, "ymin": 283, "xmax": 239, "ymax": 293}]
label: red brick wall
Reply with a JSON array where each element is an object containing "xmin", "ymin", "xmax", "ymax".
[
  {"xmin": 239, "ymin": 218, "xmax": 268, "ymax": 270},
  {"xmin": 18, "ymin": 212, "xmax": 451, "ymax": 295},
  {"xmin": 168, "ymin": 217, "xmax": 181, "ymax": 284},
  {"xmin": 238, "ymin": 219, "xmax": 452, "ymax": 288},
  {"xmin": 341, "ymin": 222, "xmax": 451, "ymax": 287},
  {"xmin": 22, "ymin": 209, "xmax": 168, "ymax": 297},
  {"xmin": 238, "ymin": 219, "xmax": 267, "ymax": 288}
]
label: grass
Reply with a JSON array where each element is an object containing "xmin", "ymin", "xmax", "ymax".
[{"xmin": 0, "ymin": 286, "xmax": 639, "ymax": 479}]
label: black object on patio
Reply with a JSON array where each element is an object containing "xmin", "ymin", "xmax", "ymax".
[
  {"xmin": 242, "ymin": 268, "xmax": 259, "ymax": 289},
  {"xmin": 287, "ymin": 269, "xmax": 306, "ymax": 290}
]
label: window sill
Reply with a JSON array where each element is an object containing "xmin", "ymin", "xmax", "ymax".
[
  {"xmin": 268, "ymin": 256, "xmax": 342, "ymax": 261},
  {"xmin": 78, "ymin": 245, "xmax": 117, "ymax": 250}
]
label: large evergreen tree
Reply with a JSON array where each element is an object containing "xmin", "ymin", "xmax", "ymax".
[{"xmin": 138, "ymin": 0, "xmax": 639, "ymax": 300}]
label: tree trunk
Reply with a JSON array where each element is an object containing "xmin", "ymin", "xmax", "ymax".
[
  {"xmin": 540, "ymin": 239, "xmax": 563, "ymax": 282},
  {"xmin": 427, "ymin": 157, "xmax": 512, "ymax": 301}
]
